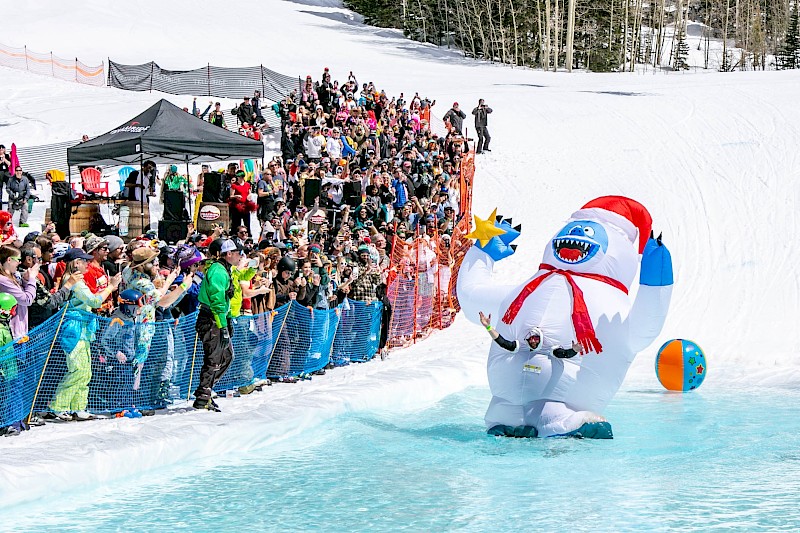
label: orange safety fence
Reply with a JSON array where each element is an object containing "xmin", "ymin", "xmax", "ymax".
[
  {"xmin": 385, "ymin": 151, "xmax": 475, "ymax": 349},
  {"xmin": 0, "ymin": 41, "xmax": 104, "ymax": 86}
]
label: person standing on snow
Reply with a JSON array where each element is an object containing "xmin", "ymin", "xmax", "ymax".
[
  {"xmin": 472, "ymin": 99, "xmax": 493, "ymax": 153},
  {"xmin": 443, "ymin": 102, "xmax": 466, "ymax": 135},
  {"xmin": 193, "ymin": 238, "xmax": 239, "ymax": 411}
]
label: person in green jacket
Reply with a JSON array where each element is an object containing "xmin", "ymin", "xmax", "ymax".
[{"xmin": 193, "ymin": 238, "xmax": 239, "ymax": 411}]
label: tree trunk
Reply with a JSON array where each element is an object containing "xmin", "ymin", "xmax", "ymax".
[{"xmin": 565, "ymin": 0, "xmax": 577, "ymax": 71}]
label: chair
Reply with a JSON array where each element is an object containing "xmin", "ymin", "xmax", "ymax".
[
  {"xmin": 77, "ymin": 167, "xmax": 109, "ymax": 196},
  {"xmin": 118, "ymin": 166, "xmax": 136, "ymax": 193}
]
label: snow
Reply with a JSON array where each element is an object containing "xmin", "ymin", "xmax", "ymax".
[{"xmin": 1, "ymin": 0, "xmax": 799, "ymax": 508}]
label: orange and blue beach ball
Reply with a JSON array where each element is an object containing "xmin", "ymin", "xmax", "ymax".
[{"xmin": 655, "ymin": 339, "xmax": 706, "ymax": 391}]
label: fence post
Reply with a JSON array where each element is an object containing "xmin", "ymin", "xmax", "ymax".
[
  {"xmin": 435, "ymin": 223, "xmax": 443, "ymax": 329},
  {"xmin": 260, "ymin": 64, "xmax": 266, "ymax": 99},
  {"xmin": 413, "ymin": 233, "xmax": 419, "ymax": 344},
  {"xmin": 50, "ymin": 52, "xmax": 54, "ymax": 77},
  {"xmin": 26, "ymin": 305, "xmax": 70, "ymax": 423},
  {"xmin": 386, "ymin": 221, "xmax": 399, "ymax": 348},
  {"xmin": 186, "ymin": 331, "xmax": 200, "ymax": 402},
  {"xmin": 149, "ymin": 61, "xmax": 154, "ymax": 93},
  {"xmin": 24, "ymin": 45, "xmax": 29, "ymax": 71}
]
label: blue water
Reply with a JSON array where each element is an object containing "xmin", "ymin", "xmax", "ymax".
[{"xmin": 11, "ymin": 387, "xmax": 800, "ymax": 532}]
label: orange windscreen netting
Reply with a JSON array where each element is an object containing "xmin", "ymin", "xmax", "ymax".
[
  {"xmin": 385, "ymin": 152, "xmax": 475, "ymax": 348},
  {"xmin": 0, "ymin": 41, "xmax": 104, "ymax": 86}
]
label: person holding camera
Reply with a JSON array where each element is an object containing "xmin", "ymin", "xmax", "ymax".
[
  {"xmin": 472, "ymin": 99, "xmax": 493, "ymax": 153},
  {"xmin": 193, "ymin": 238, "xmax": 240, "ymax": 411}
]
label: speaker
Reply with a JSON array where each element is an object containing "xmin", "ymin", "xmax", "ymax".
[
  {"xmin": 163, "ymin": 190, "xmax": 188, "ymax": 221},
  {"xmin": 343, "ymin": 181, "xmax": 362, "ymax": 208},
  {"xmin": 202, "ymin": 172, "xmax": 224, "ymax": 203},
  {"xmin": 159, "ymin": 220, "xmax": 188, "ymax": 244},
  {"xmin": 302, "ymin": 178, "xmax": 321, "ymax": 207}
]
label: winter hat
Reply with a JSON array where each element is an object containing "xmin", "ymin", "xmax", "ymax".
[
  {"xmin": 574, "ymin": 196, "xmax": 652, "ymax": 254},
  {"xmin": 309, "ymin": 243, "xmax": 321, "ymax": 253},
  {"xmin": 169, "ymin": 165, "xmax": 178, "ymax": 173},
  {"xmin": 452, "ymin": 101, "xmax": 458, "ymax": 107},
  {"xmin": 106, "ymin": 235, "xmax": 125, "ymax": 253},
  {"xmin": 357, "ymin": 244, "xmax": 370, "ymax": 254}
]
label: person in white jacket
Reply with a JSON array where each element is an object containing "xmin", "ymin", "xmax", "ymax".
[
  {"xmin": 326, "ymin": 127, "xmax": 344, "ymax": 161},
  {"xmin": 303, "ymin": 126, "xmax": 326, "ymax": 162}
]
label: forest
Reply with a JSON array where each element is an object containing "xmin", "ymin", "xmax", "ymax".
[{"xmin": 344, "ymin": 0, "xmax": 800, "ymax": 71}]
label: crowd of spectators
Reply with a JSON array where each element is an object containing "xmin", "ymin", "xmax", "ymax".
[{"xmin": 0, "ymin": 68, "xmax": 473, "ymax": 437}]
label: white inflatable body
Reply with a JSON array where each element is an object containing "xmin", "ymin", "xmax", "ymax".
[{"xmin": 457, "ymin": 197, "xmax": 673, "ymax": 437}]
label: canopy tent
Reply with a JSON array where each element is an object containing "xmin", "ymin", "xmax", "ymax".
[
  {"xmin": 66, "ymin": 98, "xmax": 264, "ymax": 166},
  {"xmin": 66, "ymin": 99, "xmax": 263, "ymax": 237}
]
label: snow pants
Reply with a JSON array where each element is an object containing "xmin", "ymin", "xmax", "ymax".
[
  {"xmin": 50, "ymin": 340, "xmax": 92, "ymax": 412},
  {"xmin": 193, "ymin": 311, "xmax": 233, "ymax": 401}
]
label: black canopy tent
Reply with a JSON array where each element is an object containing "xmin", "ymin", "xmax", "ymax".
[{"xmin": 66, "ymin": 98, "xmax": 264, "ymax": 233}]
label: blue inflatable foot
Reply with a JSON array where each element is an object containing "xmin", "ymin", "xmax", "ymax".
[
  {"xmin": 487, "ymin": 424, "xmax": 539, "ymax": 438},
  {"xmin": 562, "ymin": 421, "xmax": 613, "ymax": 439}
]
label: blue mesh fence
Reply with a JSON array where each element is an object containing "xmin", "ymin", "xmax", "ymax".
[
  {"xmin": 332, "ymin": 299, "xmax": 383, "ymax": 364},
  {"xmin": 0, "ymin": 297, "xmax": 383, "ymax": 426},
  {"xmin": 267, "ymin": 302, "xmax": 341, "ymax": 378}
]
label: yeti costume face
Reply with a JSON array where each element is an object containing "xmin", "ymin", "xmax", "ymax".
[{"xmin": 542, "ymin": 209, "xmax": 641, "ymax": 290}]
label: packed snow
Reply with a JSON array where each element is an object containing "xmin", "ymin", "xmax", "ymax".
[{"xmin": 1, "ymin": 0, "xmax": 799, "ymax": 508}]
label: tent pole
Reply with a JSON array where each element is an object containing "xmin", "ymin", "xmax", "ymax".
[
  {"xmin": 140, "ymin": 154, "xmax": 144, "ymax": 235},
  {"xmin": 185, "ymin": 155, "xmax": 190, "ymax": 224}
]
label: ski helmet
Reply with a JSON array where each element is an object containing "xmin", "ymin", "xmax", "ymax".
[
  {"xmin": 277, "ymin": 255, "xmax": 296, "ymax": 274},
  {"xmin": 118, "ymin": 289, "xmax": 144, "ymax": 319},
  {"xmin": 0, "ymin": 293, "xmax": 18, "ymax": 321}
]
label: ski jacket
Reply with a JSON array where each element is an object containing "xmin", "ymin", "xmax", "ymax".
[
  {"xmin": 472, "ymin": 105, "xmax": 493, "ymax": 127},
  {"xmin": 198, "ymin": 261, "xmax": 233, "ymax": 328}
]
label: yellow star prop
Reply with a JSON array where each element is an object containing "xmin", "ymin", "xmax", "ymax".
[{"xmin": 465, "ymin": 208, "xmax": 507, "ymax": 247}]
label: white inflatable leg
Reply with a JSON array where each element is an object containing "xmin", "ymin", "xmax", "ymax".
[
  {"xmin": 484, "ymin": 395, "xmax": 525, "ymax": 429},
  {"xmin": 526, "ymin": 400, "xmax": 611, "ymax": 438}
]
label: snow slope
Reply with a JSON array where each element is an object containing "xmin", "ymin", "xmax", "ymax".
[{"xmin": 1, "ymin": 0, "xmax": 799, "ymax": 507}]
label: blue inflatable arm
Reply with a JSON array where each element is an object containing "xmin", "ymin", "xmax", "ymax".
[
  {"xmin": 477, "ymin": 218, "xmax": 521, "ymax": 262},
  {"xmin": 640, "ymin": 232, "xmax": 673, "ymax": 286}
]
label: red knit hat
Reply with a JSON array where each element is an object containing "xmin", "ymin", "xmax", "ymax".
[{"xmin": 576, "ymin": 196, "xmax": 652, "ymax": 254}]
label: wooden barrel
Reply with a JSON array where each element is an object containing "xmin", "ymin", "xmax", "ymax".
[
  {"xmin": 126, "ymin": 201, "xmax": 151, "ymax": 240},
  {"xmin": 69, "ymin": 204, "xmax": 100, "ymax": 235},
  {"xmin": 196, "ymin": 202, "xmax": 231, "ymax": 234}
]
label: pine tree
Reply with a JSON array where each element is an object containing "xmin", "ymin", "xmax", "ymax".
[
  {"xmin": 777, "ymin": 3, "xmax": 800, "ymax": 69},
  {"xmin": 673, "ymin": 27, "xmax": 690, "ymax": 70}
]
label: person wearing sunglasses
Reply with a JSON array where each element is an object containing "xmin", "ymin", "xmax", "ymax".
[
  {"xmin": 0, "ymin": 244, "xmax": 37, "ymax": 340},
  {"xmin": 0, "ymin": 292, "xmax": 25, "ymax": 436},
  {"xmin": 6, "ymin": 166, "xmax": 31, "ymax": 227}
]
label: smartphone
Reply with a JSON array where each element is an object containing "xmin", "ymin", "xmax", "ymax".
[
  {"xmin": 193, "ymin": 274, "xmax": 203, "ymax": 285},
  {"xmin": 248, "ymin": 258, "xmax": 259, "ymax": 268}
]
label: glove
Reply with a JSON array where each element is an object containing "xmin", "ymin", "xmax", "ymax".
[{"xmin": 220, "ymin": 327, "xmax": 231, "ymax": 348}]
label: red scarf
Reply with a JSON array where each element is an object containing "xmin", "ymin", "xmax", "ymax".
[{"xmin": 501, "ymin": 264, "xmax": 628, "ymax": 354}]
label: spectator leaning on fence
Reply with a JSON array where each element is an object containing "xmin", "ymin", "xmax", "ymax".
[
  {"xmin": 49, "ymin": 247, "xmax": 122, "ymax": 422},
  {"xmin": 0, "ymin": 244, "xmax": 37, "ymax": 339}
]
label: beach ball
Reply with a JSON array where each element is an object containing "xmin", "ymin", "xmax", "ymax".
[{"xmin": 655, "ymin": 339, "xmax": 706, "ymax": 391}]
